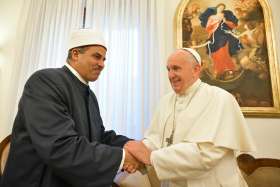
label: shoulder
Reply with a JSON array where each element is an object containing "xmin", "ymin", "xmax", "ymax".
[
  {"xmin": 27, "ymin": 68, "xmax": 66, "ymax": 85},
  {"xmin": 199, "ymin": 7, "xmax": 217, "ymax": 19},
  {"xmin": 28, "ymin": 68, "xmax": 64, "ymax": 80},
  {"xmin": 223, "ymin": 10, "xmax": 238, "ymax": 23},
  {"xmin": 202, "ymin": 82, "xmax": 234, "ymax": 101},
  {"xmin": 201, "ymin": 7, "xmax": 217, "ymax": 16},
  {"xmin": 199, "ymin": 83, "xmax": 242, "ymax": 114},
  {"xmin": 24, "ymin": 67, "xmax": 68, "ymax": 93},
  {"xmin": 19, "ymin": 68, "xmax": 74, "ymax": 107},
  {"xmin": 199, "ymin": 7, "xmax": 217, "ymax": 27}
]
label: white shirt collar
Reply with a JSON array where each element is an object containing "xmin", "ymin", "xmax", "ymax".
[{"xmin": 65, "ymin": 63, "xmax": 88, "ymax": 85}]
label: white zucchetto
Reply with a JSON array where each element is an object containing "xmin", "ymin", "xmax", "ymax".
[{"xmin": 181, "ymin": 48, "xmax": 201, "ymax": 65}]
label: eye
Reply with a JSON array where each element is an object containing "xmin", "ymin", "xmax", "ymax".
[
  {"xmin": 92, "ymin": 53, "xmax": 106, "ymax": 61},
  {"xmin": 173, "ymin": 66, "xmax": 180, "ymax": 72},
  {"xmin": 92, "ymin": 53, "xmax": 102, "ymax": 59}
]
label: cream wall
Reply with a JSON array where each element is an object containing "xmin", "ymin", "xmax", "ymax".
[
  {"xmin": 0, "ymin": 0, "xmax": 24, "ymax": 140},
  {"xmin": 0, "ymin": 0, "xmax": 280, "ymax": 158}
]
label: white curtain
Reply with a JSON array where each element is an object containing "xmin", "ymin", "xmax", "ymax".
[
  {"xmin": 5, "ymin": 0, "xmax": 84, "ymax": 136},
  {"xmin": 4, "ymin": 0, "xmax": 167, "ymax": 140},
  {"xmin": 85, "ymin": 0, "xmax": 166, "ymax": 139}
]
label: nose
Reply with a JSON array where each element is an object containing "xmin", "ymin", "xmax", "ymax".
[
  {"xmin": 98, "ymin": 59, "xmax": 105, "ymax": 69},
  {"xmin": 168, "ymin": 70, "xmax": 175, "ymax": 79}
]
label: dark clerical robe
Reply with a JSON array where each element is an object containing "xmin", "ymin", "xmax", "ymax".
[{"xmin": 1, "ymin": 66, "xmax": 129, "ymax": 187}]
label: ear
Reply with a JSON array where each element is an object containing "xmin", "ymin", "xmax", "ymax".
[
  {"xmin": 71, "ymin": 49, "xmax": 79, "ymax": 61},
  {"xmin": 193, "ymin": 64, "xmax": 201, "ymax": 76}
]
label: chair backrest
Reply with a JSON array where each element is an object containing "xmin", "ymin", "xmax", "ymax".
[
  {"xmin": 0, "ymin": 135, "xmax": 11, "ymax": 176},
  {"xmin": 237, "ymin": 153, "xmax": 280, "ymax": 187}
]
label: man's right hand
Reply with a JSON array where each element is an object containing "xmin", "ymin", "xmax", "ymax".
[
  {"xmin": 123, "ymin": 147, "xmax": 142, "ymax": 173},
  {"xmin": 124, "ymin": 141, "xmax": 152, "ymax": 165}
]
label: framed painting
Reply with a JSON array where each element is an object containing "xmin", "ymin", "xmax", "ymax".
[{"xmin": 175, "ymin": 0, "xmax": 280, "ymax": 117}]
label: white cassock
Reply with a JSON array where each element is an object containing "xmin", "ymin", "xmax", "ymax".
[{"xmin": 143, "ymin": 79, "xmax": 256, "ymax": 187}]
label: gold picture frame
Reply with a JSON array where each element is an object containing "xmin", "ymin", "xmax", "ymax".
[{"xmin": 175, "ymin": 0, "xmax": 280, "ymax": 117}]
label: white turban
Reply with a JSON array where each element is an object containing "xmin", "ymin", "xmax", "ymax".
[{"xmin": 68, "ymin": 29, "xmax": 106, "ymax": 50}]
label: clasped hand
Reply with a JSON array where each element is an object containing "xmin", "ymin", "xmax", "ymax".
[{"xmin": 122, "ymin": 140, "xmax": 152, "ymax": 173}]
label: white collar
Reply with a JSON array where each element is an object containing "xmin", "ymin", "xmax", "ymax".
[
  {"xmin": 65, "ymin": 63, "xmax": 88, "ymax": 85},
  {"xmin": 177, "ymin": 79, "xmax": 201, "ymax": 98}
]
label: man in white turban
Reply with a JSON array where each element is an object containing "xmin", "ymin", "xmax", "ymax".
[
  {"xmin": 125, "ymin": 48, "xmax": 256, "ymax": 187},
  {"xmin": 1, "ymin": 29, "xmax": 140, "ymax": 187}
]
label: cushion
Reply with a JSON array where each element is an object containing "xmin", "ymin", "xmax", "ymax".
[
  {"xmin": 242, "ymin": 167, "xmax": 280, "ymax": 187},
  {"xmin": 114, "ymin": 171, "xmax": 151, "ymax": 187}
]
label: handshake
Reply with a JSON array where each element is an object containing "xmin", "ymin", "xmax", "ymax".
[{"xmin": 122, "ymin": 140, "xmax": 152, "ymax": 174}]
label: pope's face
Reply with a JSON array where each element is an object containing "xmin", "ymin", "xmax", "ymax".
[
  {"xmin": 167, "ymin": 51, "xmax": 200, "ymax": 95},
  {"xmin": 71, "ymin": 45, "xmax": 106, "ymax": 82}
]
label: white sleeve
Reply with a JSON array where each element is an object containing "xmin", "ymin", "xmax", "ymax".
[{"xmin": 150, "ymin": 142, "xmax": 229, "ymax": 181}]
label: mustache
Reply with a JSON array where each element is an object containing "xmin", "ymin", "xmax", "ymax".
[{"xmin": 92, "ymin": 65, "xmax": 103, "ymax": 70}]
